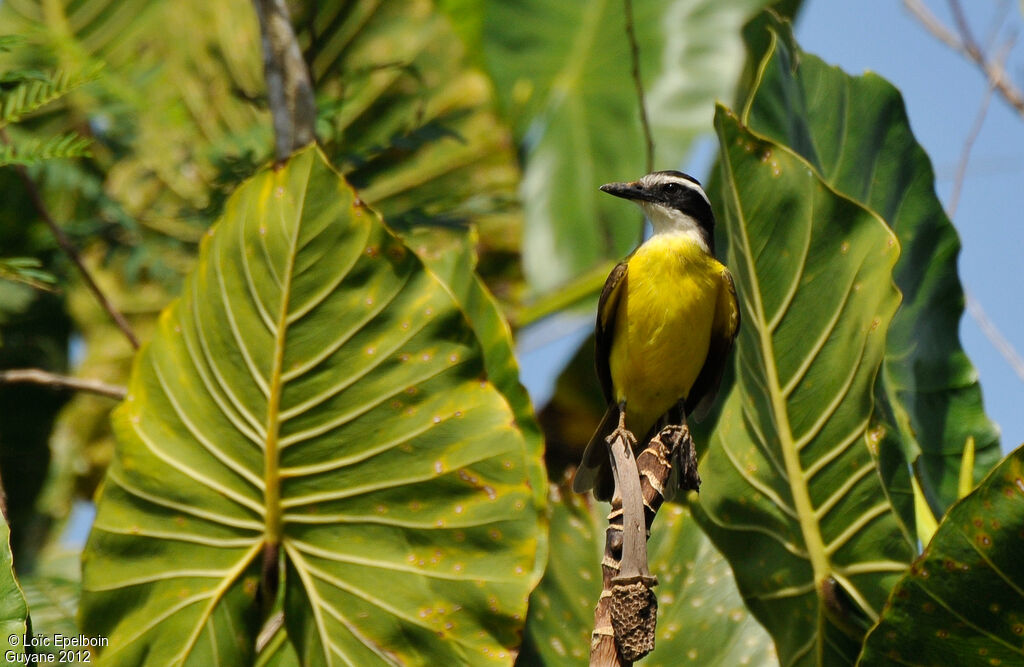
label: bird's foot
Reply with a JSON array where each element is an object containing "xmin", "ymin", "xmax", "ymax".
[
  {"xmin": 605, "ymin": 407, "xmax": 637, "ymax": 451},
  {"xmin": 660, "ymin": 424, "xmax": 700, "ymax": 493}
]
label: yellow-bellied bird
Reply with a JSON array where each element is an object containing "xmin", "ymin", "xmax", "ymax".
[{"xmin": 572, "ymin": 171, "xmax": 740, "ymax": 501}]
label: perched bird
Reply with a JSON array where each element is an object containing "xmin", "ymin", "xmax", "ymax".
[{"xmin": 572, "ymin": 170, "xmax": 740, "ymax": 501}]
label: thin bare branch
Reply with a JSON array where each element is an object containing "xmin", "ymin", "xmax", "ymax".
[
  {"xmin": 0, "ymin": 131, "xmax": 140, "ymax": 349},
  {"xmin": 948, "ymin": 85, "xmax": 994, "ymax": 217},
  {"xmin": 0, "ymin": 368, "xmax": 126, "ymax": 400},
  {"xmin": 965, "ymin": 293, "xmax": 1024, "ymax": 383},
  {"xmin": 904, "ymin": 0, "xmax": 1024, "ymax": 115},
  {"xmin": 937, "ymin": 25, "xmax": 1024, "ymax": 385},
  {"xmin": 904, "ymin": 0, "xmax": 961, "ymax": 50},
  {"xmin": 947, "ymin": 0, "xmax": 979, "ymax": 54},
  {"xmin": 948, "ymin": 33, "xmax": 1016, "ymax": 216}
]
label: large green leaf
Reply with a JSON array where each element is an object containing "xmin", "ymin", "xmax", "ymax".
[
  {"xmin": 281, "ymin": 0, "xmax": 545, "ymax": 529},
  {"xmin": 1, "ymin": 0, "xmax": 528, "ymax": 530},
  {"xmin": 80, "ymin": 146, "xmax": 541, "ymax": 664},
  {"xmin": 858, "ymin": 443, "xmax": 1024, "ymax": 666},
  {"xmin": 483, "ymin": 0, "xmax": 781, "ymax": 293},
  {"xmin": 739, "ymin": 16, "xmax": 1000, "ymax": 510},
  {"xmin": 690, "ymin": 108, "xmax": 915, "ymax": 666},
  {"xmin": 1, "ymin": 512, "xmax": 28, "ymax": 659},
  {"xmin": 519, "ymin": 483, "xmax": 777, "ymax": 666},
  {"xmin": 404, "ymin": 227, "xmax": 547, "ymax": 547},
  {"xmin": 304, "ymin": 0, "xmax": 522, "ymax": 276}
]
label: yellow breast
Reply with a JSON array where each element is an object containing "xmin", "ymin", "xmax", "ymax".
[{"xmin": 609, "ymin": 234, "xmax": 722, "ymax": 436}]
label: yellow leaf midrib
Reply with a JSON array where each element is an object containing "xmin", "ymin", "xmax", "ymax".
[{"xmin": 720, "ymin": 118, "xmax": 831, "ymax": 597}]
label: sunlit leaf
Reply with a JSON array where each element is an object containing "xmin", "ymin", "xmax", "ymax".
[
  {"xmin": 739, "ymin": 15, "xmax": 1000, "ymax": 511},
  {"xmin": 690, "ymin": 108, "xmax": 915, "ymax": 666},
  {"xmin": 403, "ymin": 226, "xmax": 548, "ymax": 581},
  {"xmin": 80, "ymin": 146, "xmax": 540, "ymax": 664},
  {"xmin": 858, "ymin": 443, "xmax": 1024, "ymax": 666}
]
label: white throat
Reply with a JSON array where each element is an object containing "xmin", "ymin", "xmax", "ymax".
[{"xmin": 638, "ymin": 201, "xmax": 711, "ymax": 254}]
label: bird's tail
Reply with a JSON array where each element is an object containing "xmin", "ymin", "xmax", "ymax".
[{"xmin": 572, "ymin": 404, "xmax": 619, "ymax": 501}]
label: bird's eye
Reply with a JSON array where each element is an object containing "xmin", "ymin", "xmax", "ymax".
[{"xmin": 663, "ymin": 182, "xmax": 681, "ymax": 194}]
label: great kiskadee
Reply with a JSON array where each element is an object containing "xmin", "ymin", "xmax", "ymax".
[{"xmin": 572, "ymin": 170, "xmax": 740, "ymax": 501}]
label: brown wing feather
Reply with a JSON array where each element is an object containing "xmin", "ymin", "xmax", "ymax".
[
  {"xmin": 572, "ymin": 262, "xmax": 628, "ymax": 499},
  {"xmin": 594, "ymin": 261, "xmax": 628, "ymax": 404},
  {"xmin": 684, "ymin": 267, "xmax": 740, "ymax": 422}
]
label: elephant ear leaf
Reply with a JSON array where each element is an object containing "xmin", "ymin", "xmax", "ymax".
[
  {"xmin": 739, "ymin": 15, "xmax": 1000, "ymax": 510},
  {"xmin": 692, "ymin": 108, "xmax": 915, "ymax": 666},
  {"xmin": 859, "ymin": 444, "xmax": 1024, "ymax": 666},
  {"xmin": 80, "ymin": 146, "xmax": 541, "ymax": 665},
  {"xmin": 1, "ymin": 515, "xmax": 28, "ymax": 660}
]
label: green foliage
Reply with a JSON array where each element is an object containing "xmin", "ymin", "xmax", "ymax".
[
  {"xmin": 0, "ymin": 257, "xmax": 56, "ymax": 290},
  {"xmin": 0, "ymin": 38, "xmax": 92, "ymax": 554},
  {"xmin": 79, "ymin": 147, "xmax": 541, "ymax": 664},
  {"xmin": 859, "ymin": 443, "xmax": 1024, "ymax": 666},
  {"xmin": 401, "ymin": 226, "xmax": 549, "ymax": 579},
  {"xmin": 0, "ymin": 514, "xmax": 29, "ymax": 659},
  {"xmin": 0, "ymin": 1, "xmax": 1010, "ymax": 665},
  {"xmin": 0, "ymin": 62, "xmax": 101, "ymax": 126},
  {"xmin": 0, "ymin": 38, "xmax": 98, "ymax": 167},
  {"xmin": 0, "ymin": 0, "xmax": 528, "ymax": 584},
  {"xmin": 739, "ymin": 16, "xmax": 1000, "ymax": 513},
  {"xmin": 302, "ymin": 0, "xmax": 523, "ymax": 293},
  {"xmin": 0, "ymin": 131, "xmax": 91, "ymax": 166},
  {"xmin": 691, "ymin": 107, "xmax": 914, "ymax": 665},
  {"xmin": 18, "ymin": 567, "xmax": 82, "ymax": 663}
]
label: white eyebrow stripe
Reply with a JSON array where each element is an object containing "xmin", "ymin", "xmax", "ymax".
[{"xmin": 639, "ymin": 172, "xmax": 711, "ymax": 206}]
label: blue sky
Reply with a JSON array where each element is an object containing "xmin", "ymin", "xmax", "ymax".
[{"xmin": 518, "ymin": 1, "xmax": 1024, "ymax": 456}]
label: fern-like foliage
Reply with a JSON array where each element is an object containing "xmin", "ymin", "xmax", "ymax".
[
  {"xmin": 0, "ymin": 35, "xmax": 100, "ymax": 166},
  {"xmin": 0, "ymin": 256, "xmax": 56, "ymax": 290},
  {"xmin": 0, "ymin": 131, "xmax": 92, "ymax": 166},
  {"xmin": 0, "ymin": 34, "xmax": 24, "ymax": 53},
  {"xmin": 0, "ymin": 62, "xmax": 103, "ymax": 127}
]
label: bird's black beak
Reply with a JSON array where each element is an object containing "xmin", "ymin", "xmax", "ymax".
[{"xmin": 600, "ymin": 181, "xmax": 657, "ymax": 203}]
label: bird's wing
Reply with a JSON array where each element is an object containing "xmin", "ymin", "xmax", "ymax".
[
  {"xmin": 684, "ymin": 266, "xmax": 740, "ymax": 422},
  {"xmin": 594, "ymin": 261, "xmax": 628, "ymax": 404},
  {"xmin": 572, "ymin": 261, "xmax": 628, "ymax": 500}
]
